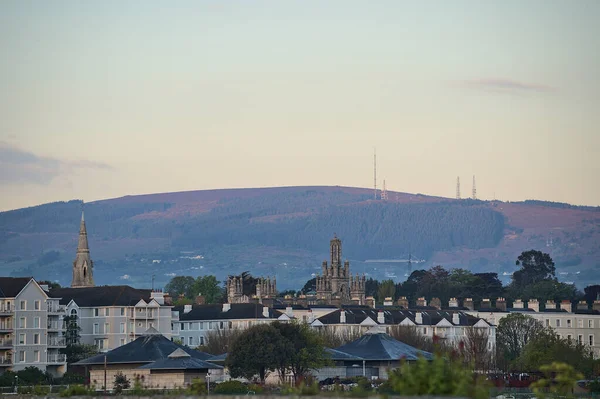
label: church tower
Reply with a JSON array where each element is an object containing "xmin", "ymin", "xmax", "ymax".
[{"xmin": 71, "ymin": 211, "xmax": 95, "ymax": 288}]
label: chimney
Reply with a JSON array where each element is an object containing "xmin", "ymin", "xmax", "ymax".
[
  {"xmin": 415, "ymin": 312, "xmax": 423, "ymax": 324},
  {"xmin": 183, "ymin": 304, "xmax": 192, "ymax": 314},
  {"xmin": 481, "ymin": 298, "xmax": 491, "ymax": 309},
  {"xmin": 150, "ymin": 290, "xmax": 165, "ymax": 305},
  {"xmin": 195, "ymin": 295, "xmax": 206, "ymax": 305},
  {"xmin": 164, "ymin": 294, "xmax": 173, "ymax": 306},
  {"xmin": 340, "ymin": 310, "xmax": 346, "ymax": 324},
  {"xmin": 496, "ymin": 298, "xmax": 507, "ymax": 312},
  {"xmin": 308, "ymin": 309, "xmax": 315, "ymax": 323},
  {"xmin": 366, "ymin": 297, "xmax": 376, "ymax": 308},
  {"xmin": 545, "ymin": 300, "xmax": 557, "ymax": 311},
  {"xmin": 593, "ymin": 300, "xmax": 600, "ymax": 312},
  {"xmin": 528, "ymin": 299, "xmax": 539, "ymax": 312},
  {"xmin": 286, "ymin": 306, "xmax": 293, "ymax": 317},
  {"xmin": 452, "ymin": 312, "xmax": 460, "ymax": 325},
  {"xmin": 377, "ymin": 310, "xmax": 385, "ymax": 324},
  {"xmin": 397, "ymin": 297, "xmax": 409, "ymax": 309},
  {"xmin": 513, "ymin": 299, "xmax": 524, "ymax": 309},
  {"xmin": 463, "ymin": 298, "xmax": 474, "ymax": 311},
  {"xmin": 222, "ymin": 303, "xmax": 231, "ymax": 312},
  {"xmin": 577, "ymin": 301, "xmax": 588, "ymax": 311},
  {"xmin": 448, "ymin": 297, "xmax": 459, "ymax": 308},
  {"xmin": 262, "ymin": 306, "xmax": 270, "ymax": 318},
  {"xmin": 560, "ymin": 300, "xmax": 572, "ymax": 313},
  {"xmin": 383, "ymin": 297, "xmax": 393, "ymax": 307},
  {"xmin": 430, "ymin": 297, "xmax": 441, "ymax": 310},
  {"xmin": 416, "ymin": 297, "xmax": 427, "ymax": 307}
]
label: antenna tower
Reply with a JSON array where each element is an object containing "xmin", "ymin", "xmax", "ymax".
[
  {"xmin": 373, "ymin": 148, "xmax": 377, "ymax": 200},
  {"xmin": 456, "ymin": 176, "xmax": 461, "ymax": 199},
  {"xmin": 381, "ymin": 180, "xmax": 388, "ymax": 201},
  {"xmin": 472, "ymin": 175, "xmax": 477, "ymax": 200},
  {"xmin": 407, "ymin": 249, "xmax": 413, "ymax": 275}
]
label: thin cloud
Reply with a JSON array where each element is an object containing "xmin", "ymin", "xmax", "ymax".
[
  {"xmin": 461, "ymin": 78, "xmax": 556, "ymax": 94},
  {"xmin": 0, "ymin": 142, "xmax": 112, "ymax": 185}
]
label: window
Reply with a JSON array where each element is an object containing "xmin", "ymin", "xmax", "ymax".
[
  {"xmin": 567, "ymin": 319, "xmax": 572, "ymax": 328},
  {"xmin": 199, "ymin": 322, "xmax": 204, "ymax": 330},
  {"xmin": 34, "ymin": 350, "xmax": 40, "ymax": 362},
  {"xmin": 95, "ymin": 338, "xmax": 105, "ymax": 350},
  {"xmin": 209, "ymin": 322, "xmax": 215, "ymax": 330},
  {"xmin": 105, "ymin": 308, "xmax": 110, "ymax": 316},
  {"xmin": 33, "ymin": 333, "xmax": 39, "ymax": 344},
  {"xmin": 18, "ymin": 317, "xmax": 25, "ymax": 328},
  {"xmin": 578, "ymin": 320, "xmax": 584, "ymax": 328},
  {"xmin": 120, "ymin": 323, "xmax": 125, "ymax": 334},
  {"xmin": 70, "ymin": 309, "xmax": 77, "ymax": 316},
  {"xmin": 590, "ymin": 335, "xmax": 594, "ymax": 346},
  {"xmin": 19, "ymin": 351, "xmax": 25, "ymax": 363},
  {"xmin": 93, "ymin": 323, "xmax": 99, "ymax": 334},
  {"xmin": 104, "ymin": 323, "xmax": 110, "ymax": 334},
  {"xmin": 589, "ymin": 320, "xmax": 594, "ymax": 328},
  {"xmin": 188, "ymin": 336, "xmax": 193, "ymax": 346},
  {"xmin": 219, "ymin": 321, "xmax": 224, "ymax": 330},
  {"xmin": 129, "ymin": 322, "xmax": 134, "ymax": 331},
  {"xmin": 149, "ymin": 322, "xmax": 154, "ymax": 328},
  {"xmin": 200, "ymin": 336, "xmax": 204, "ymax": 346},
  {"xmin": 578, "ymin": 335, "xmax": 584, "ymax": 345},
  {"xmin": 34, "ymin": 300, "xmax": 40, "ymax": 310},
  {"xmin": 94, "ymin": 308, "xmax": 99, "ymax": 317},
  {"xmin": 567, "ymin": 334, "xmax": 573, "ymax": 341},
  {"xmin": 545, "ymin": 319, "xmax": 550, "ymax": 327},
  {"xmin": 180, "ymin": 323, "xmax": 185, "ymax": 331},
  {"xmin": 19, "ymin": 334, "xmax": 25, "ymax": 345},
  {"xmin": 120, "ymin": 308, "xmax": 125, "ymax": 316},
  {"xmin": 120, "ymin": 338, "xmax": 125, "ymax": 346},
  {"xmin": 33, "ymin": 317, "xmax": 40, "ymax": 329},
  {"xmin": 555, "ymin": 319, "xmax": 561, "ymax": 328},
  {"xmin": 423, "ymin": 327, "xmax": 428, "ymax": 335},
  {"xmin": 137, "ymin": 322, "xmax": 142, "ymax": 327},
  {"xmin": 19, "ymin": 300, "xmax": 26, "ymax": 310}
]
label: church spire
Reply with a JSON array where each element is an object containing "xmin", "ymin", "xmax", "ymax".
[{"xmin": 72, "ymin": 207, "xmax": 94, "ymax": 288}]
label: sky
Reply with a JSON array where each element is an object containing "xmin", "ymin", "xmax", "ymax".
[{"xmin": 1, "ymin": 1, "xmax": 599, "ymax": 211}]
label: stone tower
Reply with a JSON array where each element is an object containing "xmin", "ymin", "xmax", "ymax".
[
  {"xmin": 71, "ymin": 211, "xmax": 95, "ymax": 288},
  {"xmin": 316, "ymin": 234, "xmax": 365, "ymax": 305}
]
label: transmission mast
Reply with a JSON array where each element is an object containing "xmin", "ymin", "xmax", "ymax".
[
  {"xmin": 373, "ymin": 148, "xmax": 377, "ymax": 200},
  {"xmin": 472, "ymin": 175, "xmax": 477, "ymax": 200},
  {"xmin": 456, "ymin": 176, "xmax": 461, "ymax": 199},
  {"xmin": 381, "ymin": 179, "xmax": 388, "ymax": 201}
]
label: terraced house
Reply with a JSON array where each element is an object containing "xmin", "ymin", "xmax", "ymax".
[{"xmin": 0, "ymin": 277, "xmax": 67, "ymax": 376}]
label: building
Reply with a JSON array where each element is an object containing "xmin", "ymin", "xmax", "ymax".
[
  {"xmin": 176, "ymin": 303, "xmax": 286, "ymax": 348},
  {"xmin": 316, "ymin": 235, "xmax": 366, "ymax": 305},
  {"xmin": 226, "ymin": 275, "xmax": 277, "ymax": 304},
  {"xmin": 75, "ymin": 329, "xmax": 221, "ymax": 390},
  {"xmin": 466, "ymin": 297, "xmax": 600, "ymax": 359},
  {"xmin": 0, "ymin": 277, "xmax": 67, "ymax": 376},
  {"xmin": 50, "ymin": 286, "xmax": 176, "ymax": 352},
  {"xmin": 71, "ymin": 211, "xmax": 94, "ymax": 288}
]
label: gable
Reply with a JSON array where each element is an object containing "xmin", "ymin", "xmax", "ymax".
[
  {"xmin": 473, "ymin": 319, "xmax": 490, "ymax": 328},
  {"xmin": 311, "ymin": 320, "xmax": 324, "ymax": 327},
  {"xmin": 135, "ymin": 299, "xmax": 148, "ymax": 307},
  {"xmin": 15, "ymin": 279, "xmax": 48, "ymax": 302},
  {"xmin": 360, "ymin": 316, "xmax": 378, "ymax": 326},
  {"xmin": 278, "ymin": 314, "xmax": 291, "ymax": 321},
  {"xmin": 436, "ymin": 318, "xmax": 453, "ymax": 327},
  {"xmin": 399, "ymin": 317, "xmax": 416, "ymax": 326}
]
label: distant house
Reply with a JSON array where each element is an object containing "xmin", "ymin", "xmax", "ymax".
[{"xmin": 75, "ymin": 328, "xmax": 221, "ymax": 390}]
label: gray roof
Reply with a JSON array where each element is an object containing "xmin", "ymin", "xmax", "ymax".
[
  {"xmin": 324, "ymin": 347, "xmax": 363, "ymax": 361},
  {"xmin": 0, "ymin": 277, "xmax": 32, "ymax": 298},
  {"xmin": 138, "ymin": 349, "xmax": 222, "ymax": 370},
  {"xmin": 335, "ymin": 333, "xmax": 433, "ymax": 361}
]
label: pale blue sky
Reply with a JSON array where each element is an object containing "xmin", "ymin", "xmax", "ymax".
[{"xmin": 1, "ymin": 1, "xmax": 599, "ymax": 211}]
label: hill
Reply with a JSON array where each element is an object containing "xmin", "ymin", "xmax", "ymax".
[{"xmin": 0, "ymin": 186, "xmax": 598, "ymax": 290}]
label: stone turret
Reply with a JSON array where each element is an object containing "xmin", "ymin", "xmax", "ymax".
[{"xmin": 71, "ymin": 210, "xmax": 95, "ymax": 288}]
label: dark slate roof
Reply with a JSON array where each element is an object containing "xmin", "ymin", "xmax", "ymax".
[
  {"xmin": 50, "ymin": 285, "xmax": 156, "ymax": 307},
  {"xmin": 175, "ymin": 303, "xmax": 282, "ymax": 321},
  {"xmin": 75, "ymin": 333, "xmax": 213, "ymax": 365},
  {"xmin": 209, "ymin": 353, "xmax": 227, "ymax": 363},
  {"xmin": 324, "ymin": 348, "xmax": 363, "ymax": 361},
  {"xmin": 0, "ymin": 277, "xmax": 33, "ymax": 298},
  {"xmin": 317, "ymin": 308, "xmax": 487, "ymax": 327},
  {"xmin": 138, "ymin": 349, "xmax": 222, "ymax": 370},
  {"xmin": 335, "ymin": 333, "xmax": 433, "ymax": 361}
]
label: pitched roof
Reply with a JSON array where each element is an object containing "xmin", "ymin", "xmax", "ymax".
[
  {"xmin": 335, "ymin": 333, "xmax": 433, "ymax": 361},
  {"xmin": 75, "ymin": 333, "xmax": 213, "ymax": 365},
  {"xmin": 176, "ymin": 303, "xmax": 282, "ymax": 321},
  {"xmin": 50, "ymin": 285, "xmax": 156, "ymax": 307},
  {"xmin": 324, "ymin": 347, "xmax": 363, "ymax": 361},
  {"xmin": 0, "ymin": 277, "xmax": 34, "ymax": 298},
  {"xmin": 138, "ymin": 349, "xmax": 222, "ymax": 370},
  {"xmin": 317, "ymin": 308, "xmax": 487, "ymax": 327}
]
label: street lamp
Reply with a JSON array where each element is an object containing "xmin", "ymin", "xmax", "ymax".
[{"xmin": 206, "ymin": 371, "xmax": 211, "ymax": 394}]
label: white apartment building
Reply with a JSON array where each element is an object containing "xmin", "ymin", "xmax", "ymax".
[
  {"xmin": 0, "ymin": 277, "xmax": 67, "ymax": 376},
  {"xmin": 467, "ymin": 298, "xmax": 600, "ymax": 358},
  {"xmin": 50, "ymin": 286, "xmax": 176, "ymax": 352}
]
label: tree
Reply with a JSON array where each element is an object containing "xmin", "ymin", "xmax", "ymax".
[
  {"xmin": 192, "ymin": 275, "xmax": 223, "ymax": 304},
  {"xmin": 459, "ymin": 327, "xmax": 494, "ymax": 372},
  {"xmin": 377, "ymin": 279, "xmax": 396, "ymax": 303},
  {"xmin": 113, "ymin": 372, "xmax": 130, "ymax": 393},
  {"xmin": 64, "ymin": 315, "xmax": 80, "ymax": 345},
  {"xmin": 61, "ymin": 344, "xmax": 98, "ymax": 365},
  {"xmin": 530, "ymin": 362, "xmax": 583, "ymax": 399},
  {"xmin": 496, "ymin": 313, "xmax": 546, "ymax": 369},
  {"xmin": 226, "ymin": 323, "xmax": 290, "ymax": 383},
  {"xmin": 512, "ymin": 250, "xmax": 556, "ymax": 288},
  {"xmin": 272, "ymin": 322, "xmax": 329, "ymax": 383},
  {"xmin": 584, "ymin": 284, "xmax": 600, "ymax": 303},
  {"xmin": 300, "ymin": 278, "xmax": 316, "ymax": 294},
  {"xmin": 164, "ymin": 276, "xmax": 196, "ymax": 299},
  {"xmin": 197, "ymin": 328, "xmax": 244, "ymax": 355}
]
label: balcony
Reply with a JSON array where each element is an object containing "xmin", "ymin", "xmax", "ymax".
[
  {"xmin": 47, "ymin": 321, "xmax": 65, "ymax": 331},
  {"xmin": 0, "ymin": 323, "xmax": 13, "ymax": 332},
  {"xmin": 0, "ymin": 357, "xmax": 12, "ymax": 366},
  {"xmin": 130, "ymin": 309, "xmax": 156, "ymax": 319},
  {"xmin": 47, "ymin": 337, "xmax": 66, "ymax": 347},
  {"xmin": 47, "ymin": 353, "xmax": 67, "ymax": 364},
  {"xmin": 0, "ymin": 339, "xmax": 13, "ymax": 349},
  {"xmin": 0, "ymin": 305, "xmax": 13, "ymax": 316},
  {"xmin": 47, "ymin": 304, "xmax": 66, "ymax": 314}
]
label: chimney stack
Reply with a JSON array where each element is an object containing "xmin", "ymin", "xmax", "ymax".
[
  {"xmin": 183, "ymin": 304, "xmax": 192, "ymax": 314},
  {"xmin": 366, "ymin": 297, "xmax": 376, "ymax": 308},
  {"xmin": 340, "ymin": 310, "xmax": 346, "ymax": 324},
  {"xmin": 577, "ymin": 301, "xmax": 589, "ymax": 311},
  {"xmin": 593, "ymin": 300, "xmax": 600, "ymax": 312},
  {"xmin": 377, "ymin": 310, "xmax": 385, "ymax": 324},
  {"xmin": 415, "ymin": 312, "xmax": 423, "ymax": 324},
  {"xmin": 383, "ymin": 297, "xmax": 393, "ymax": 307},
  {"xmin": 397, "ymin": 297, "xmax": 409, "ymax": 309},
  {"xmin": 150, "ymin": 290, "xmax": 165, "ymax": 305},
  {"xmin": 222, "ymin": 303, "xmax": 231, "ymax": 312},
  {"xmin": 481, "ymin": 298, "xmax": 491, "ymax": 309},
  {"xmin": 528, "ymin": 299, "xmax": 539, "ymax": 312},
  {"xmin": 545, "ymin": 300, "xmax": 557, "ymax": 311},
  {"xmin": 416, "ymin": 297, "xmax": 427, "ymax": 307},
  {"xmin": 496, "ymin": 298, "xmax": 507, "ymax": 312},
  {"xmin": 195, "ymin": 295, "xmax": 205, "ymax": 305},
  {"xmin": 463, "ymin": 298, "xmax": 474, "ymax": 311},
  {"xmin": 560, "ymin": 300, "xmax": 572, "ymax": 313},
  {"xmin": 448, "ymin": 297, "xmax": 459, "ymax": 308},
  {"xmin": 513, "ymin": 299, "xmax": 524, "ymax": 309},
  {"xmin": 452, "ymin": 312, "xmax": 460, "ymax": 325},
  {"xmin": 286, "ymin": 306, "xmax": 293, "ymax": 317},
  {"xmin": 430, "ymin": 297, "xmax": 441, "ymax": 310},
  {"xmin": 308, "ymin": 309, "xmax": 314, "ymax": 323},
  {"xmin": 263, "ymin": 306, "xmax": 270, "ymax": 318}
]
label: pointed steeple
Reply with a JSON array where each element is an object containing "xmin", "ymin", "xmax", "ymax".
[{"xmin": 72, "ymin": 206, "xmax": 94, "ymax": 288}]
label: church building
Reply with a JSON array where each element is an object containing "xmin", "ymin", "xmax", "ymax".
[
  {"xmin": 316, "ymin": 235, "xmax": 366, "ymax": 305},
  {"xmin": 71, "ymin": 211, "xmax": 94, "ymax": 288}
]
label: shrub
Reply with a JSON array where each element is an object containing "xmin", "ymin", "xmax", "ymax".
[
  {"xmin": 33, "ymin": 385, "xmax": 51, "ymax": 395},
  {"xmin": 113, "ymin": 371, "xmax": 131, "ymax": 394},
  {"xmin": 213, "ymin": 380, "xmax": 248, "ymax": 394},
  {"xmin": 247, "ymin": 383, "xmax": 264, "ymax": 394},
  {"xmin": 188, "ymin": 378, "xmax": 207, "ymax": 395},
  {"xmin": 59, "ymin": 384, "xmax": 91, "ymax": 397}
]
